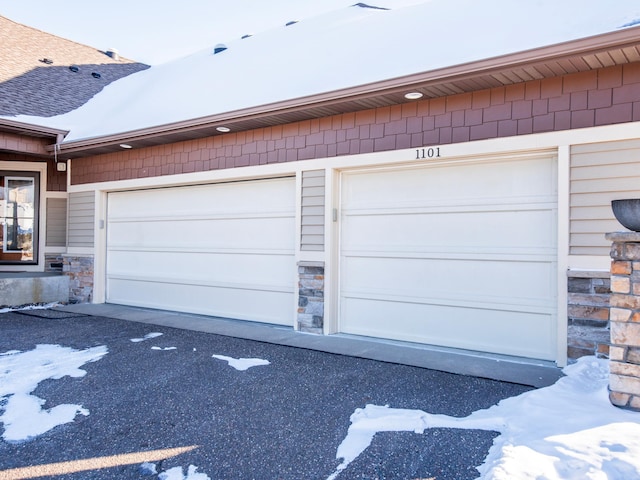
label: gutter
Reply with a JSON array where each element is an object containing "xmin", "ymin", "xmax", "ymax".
[{"xmin": 51, "ymin": 25, "xmax": 640, "ymax": 157}]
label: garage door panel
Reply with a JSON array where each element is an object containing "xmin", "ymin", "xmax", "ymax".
[
  {"xmin": 108, "ymin": 178, "xmax": 294, "ymax": 218},
  {"xmin": 342, "ymin": 157, "xmax": 556, "ymax": 207},
  {"xmin": 108, "ymin": 278, "xmax": 292, "ymax": 325},
  {"xmin": 342, "ymin": 208, "xmax": 555, "ymax": 252},
  {"xmin": 107, "ymin": 177, "xmax": 295, "ymax": 325},
  {"xmin": 340, "ymin": 154, "xmax": 558, "ymax": 361},
  {"xmin": 108, "ymin": 250, "xmax": 293, "ymax": 289},
  {"xmin": 108, "ymin": 216, "xmax": 294, "ymax": 251},
  {"xmin": 341, "ymin": 297, "xmax": 555, "ymax": 360},
  {"xmin": 341, "ymin": 256, "xmax": 555, "ymax": 308}
]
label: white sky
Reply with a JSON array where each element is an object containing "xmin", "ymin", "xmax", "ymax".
[{"xmin": 0, "ymin": 0, "xmax": 420, "ymax": 65}]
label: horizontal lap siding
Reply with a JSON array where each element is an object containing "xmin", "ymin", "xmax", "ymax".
[
  {"xmin": 301, "ymin": 170, "xmax": 325, "ymax": 251},
  {"xmin": 68, "ymin": 191, "xmax": 95, "ymax": 247},
  {"xmin": 45, "ymin": 197, "xmax": 67, "ymax": 247},
  {"xmin": 570, "ymin": 139, "xmax": 640, "ymax": 256}
]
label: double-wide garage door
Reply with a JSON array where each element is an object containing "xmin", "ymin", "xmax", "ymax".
[
  {"xmin": 106, "ymin": 177, "xmax": 295, "ymax": 325},
  {"xmin": 339, "ymin": 153, "xmax": 558, "ymax": 360}
]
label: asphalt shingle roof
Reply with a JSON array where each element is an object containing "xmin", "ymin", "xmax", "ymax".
[{"xmin": 0, "ymin": 15, "xmax": 149, "ymax": 117}]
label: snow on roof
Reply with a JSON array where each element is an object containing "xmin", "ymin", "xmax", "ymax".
[{"xmin": 6, "ymin": 0, "xmax": 640, "ymax": 143}]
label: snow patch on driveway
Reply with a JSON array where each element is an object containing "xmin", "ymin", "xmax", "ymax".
[
  {"xmin": 328, "ymin": 357, "xmax": 640, "ymax": 479},
  {"xmin": 158, "ymin": 464, "xmax": 210, "ymax": 479},
  {"xmin": 211, "ymin": 354, "xmax": 270, "ymax": 371},
  {"xmin": 131, "ymin": 332, "xmax": 164, "ymax": 343},
  {"xmin": 0, "ymin": 344, "xmax": 107, "ymax": 443}
]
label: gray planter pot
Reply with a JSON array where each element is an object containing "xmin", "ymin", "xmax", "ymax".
[{"xmin": 612, "ymin": 198, "xmax": 640, "ymax": 232}]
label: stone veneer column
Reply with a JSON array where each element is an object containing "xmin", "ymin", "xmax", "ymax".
[
  {"xmin": 62, "ymin": 254, "xmax": 94, "ymax": 303},
  {"xmin": 297, "ymin": 262, "xmax": 324, "ymax": 334},
  {"xmin": 606, "ymin": 232, "xmax": 640, "ymax": 411}
]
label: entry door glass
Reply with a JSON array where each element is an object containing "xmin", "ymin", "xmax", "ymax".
[{"xmin": 0, "ymin": 173, "xmax": 39, "ymax": 264}]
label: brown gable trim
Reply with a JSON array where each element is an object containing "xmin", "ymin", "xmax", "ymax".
[
  {"xmin": 57, "ymin": 26, "xmax": 640, "ymax": 159},
  {"xmin": 0, "ymin": 119, "xmax": 67, "ymax": 157}
]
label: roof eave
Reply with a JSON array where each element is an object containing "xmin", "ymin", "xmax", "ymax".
[
  {"xmin": 0, "ymin": 118, "xmax": 69, "ymax": 143},
  {"xmin": 56, "ymin": 25, "xmax": 640, "ymax": 159}
]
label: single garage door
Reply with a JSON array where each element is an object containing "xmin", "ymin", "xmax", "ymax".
[
  {"xmin": 106, "ymin": 177, "xmax": 296, "ymax": 325},
  {"xmin": 339, "ymin": 153, "xmax": 558, "ymax": 360}
]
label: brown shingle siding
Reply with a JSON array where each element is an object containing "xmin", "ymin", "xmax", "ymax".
[{"xmin": 70, "ymin": 63, "xmax": 640, "ymax": 186}]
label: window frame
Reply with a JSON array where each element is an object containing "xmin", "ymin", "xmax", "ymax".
[{"xmin": 0, "ymin": 161, "xmax": 47, "ymax": 272}]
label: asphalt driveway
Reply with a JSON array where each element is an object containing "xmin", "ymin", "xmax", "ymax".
[{"xmin": 0, "ymin": 309, "xmax": 531, "ymax": 479}]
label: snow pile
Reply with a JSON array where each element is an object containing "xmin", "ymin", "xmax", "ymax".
[
  {"xmin": 6, "ymin": 0, "xmax": 640, "ymax": 141},
  {"xmin": 0, "ymin": 344, "xmax": 108, "ymax": 443},
  {"xmin": 328, "ymin": 357, "xmax": 640, "ymax": 479},
  {"xmin": 211, "ymin": 354, "xmax": 270, "ymax": 371}
]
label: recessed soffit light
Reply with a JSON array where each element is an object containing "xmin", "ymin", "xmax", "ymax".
[
  {"xmin": 119, "ymin": 143, "xmax": 133, "ymax": 149},
  {"xmin": 404, "ymin": 91, "xmax": 423, "ymax": 100},
  {"xmin": 216, "ymin": 126, "xmax": 231, "ymax": 133}
]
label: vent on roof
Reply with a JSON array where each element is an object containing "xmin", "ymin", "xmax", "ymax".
[
  {"xmin": 106, "ymin": 48, "xmax": 120, "ymax": 61},
  {"xmin": 91, "ymin": 72, "xmax": 102, "ymax": 79},
  {"xmin": 285, "ymin": 20, "xmax": 298, "ymax": 26},
  {"xmin": 69, "ymin": 65, "xmax": 80, "ymax": 73},
  {"xmin": 39, "ymin": 58, "xmax": 53, "ymax": 65},
  {"xmin": 213, "ymin": 43, "xmax": 227, "ymax": 54}
]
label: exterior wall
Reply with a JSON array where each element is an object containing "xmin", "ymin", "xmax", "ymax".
[
  {"xmin": 0, "ymin": 132, "xmax": 50, "ymax": 156},
  {"xmin": 68, "ymin": 191, "xmax": 95, "ymax": 248},
  {"xmin": 297, "ymin": 262, "xmax": 324, "ymax": 333},
  {"xmin": 45, "ymin": 197, "xmax": 67, "ymax": 247},
  {"xmin": 70, "ymin": 64, "xmax": 640, "ymax": 186},
  {"xmin": 567, "ymin": 272, "xmax": 611, "ymax": 360},
  {"xmin": 0, "ymin": 152, "xmax": 66, "ymax": 192},
  {"xmin": 300, "ymin": 169, "xmax": 326, "ymax": 252},
  {"xmin": 570, "ymin": 139, "xmax": 640, "ymax": 256},
  {"xmin": 607, "ymin": 232, "xmax": 640, "ymax": 411},
  {"xmin": 63, "ymin": 62, "xmax": 640, "ymax": 362},
  {"xmin": 44, "ymin": 253, "xmax": 64, "ymax": 273},
  {"xmin": 63, "ymin": 254, "xmax": 94, "ymax": 303}
]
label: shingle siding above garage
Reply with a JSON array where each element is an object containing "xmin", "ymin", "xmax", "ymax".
[
  {"xmin": 0, "ymin": 15, "xmax": 149, "ymax": 117},
  {"xmin": 69, "ymin": 63, "xmax": 640, "ymax": 185}
]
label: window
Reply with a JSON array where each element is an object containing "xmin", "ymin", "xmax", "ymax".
[{"xmin": 0, "ymin": 172, "xmax": 39, "ymax": 264}]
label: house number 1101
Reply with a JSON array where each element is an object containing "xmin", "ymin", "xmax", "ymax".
[{"xmin": 415, "ymin": 147, "xmax": 441, "ymax": 159}]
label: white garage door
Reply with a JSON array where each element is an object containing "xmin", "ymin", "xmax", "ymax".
[
  {"xmin": 106, "ymin": 177, "xmax": 296, "ymax": 325},
  {"xmin": 339, "ymin": 153, "xmax": 558, "ymax": 360}
]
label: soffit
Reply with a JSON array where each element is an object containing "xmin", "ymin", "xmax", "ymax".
[{"xmin": 56, "ymin": 26, "xmax": 640, "ymax": 159}]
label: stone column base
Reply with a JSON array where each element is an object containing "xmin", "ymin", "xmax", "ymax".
[
  {"xmin": 297, "ymin": 262, "xmax": 324, "ymax": 334},
  {"xmin": 606, "ymin": 231, "xmax": 640, "ymax": 412}
]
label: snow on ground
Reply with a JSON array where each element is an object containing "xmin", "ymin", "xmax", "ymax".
[
  {"xmin": 158, "ymin": 465, "xmax": 210, "ymax": 480},
  {"xmin": 328, "ymin": 357, "xmax": 640, "ymax": 480},
  {"xmin": 2, "ymin": 333, "xmax": 639, "ymax": 478},
  {"xmin": 0, "ymin": 302, "xmax": 61, "ymax": 314},
  {"xmin": 130, "ymin": 332, "xmax": 164, "ymax": 343},
  {"xmin": 152, "ymin": 346, "xmax": 178, "ymax": 351},
  {"xmin": 211, "ymin": 354, "xmax": 271, "ymax": 371},
  {"xmin": 0, "ymin": 344, "xmax": 107, "ymax": 443}
]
